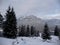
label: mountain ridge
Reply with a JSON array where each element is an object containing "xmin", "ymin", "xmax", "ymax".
[{"xmin": 17, "ymin": 15, "xmax": 60, "ymax": 32}]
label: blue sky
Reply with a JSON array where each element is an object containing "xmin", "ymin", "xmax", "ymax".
[{"xmin": 0, "ymin": 0, "xmax": 60, "ymax": 19}]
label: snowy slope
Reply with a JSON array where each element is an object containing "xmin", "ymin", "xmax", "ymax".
[{"xmin": 0, "ymin": 36, "xmax": 60, "ymax": 45}]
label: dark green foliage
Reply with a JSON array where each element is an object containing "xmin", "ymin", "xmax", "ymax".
[
  {"xmin": 3, "ymin": 6, "xmax": 17, "ymax": 39},
  {"xmin": 26, "ymin": 25, "xmax": 30, "ymax": 36},
  {"xmin": 54, "ymin": 26, "xmax": 59, "ymax": 36},
  {"xmin": 19, "ymin": 25, "xmax": 25, "ymax": 36},
  {"xmin": 0, "ymin": 13, "xmax": 3, "ymax": 28},
  {"xmin": 42, "ymin": 23, "xmax": 51, "ymax": 40},
  {"xmin": 19, "ymin": 25, "xmax": 38, "ymax": 37},
  {"xmin": 31, "ymin": 26, "xmax": 35, "ymax": 35},
  {"xmin": 30, "ymin": 26, "xmax": 39, "ymax": 37}
]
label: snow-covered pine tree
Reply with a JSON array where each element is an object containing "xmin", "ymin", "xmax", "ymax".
[
  {"xmin": 42, "ymin": 23, "xmax": 51, "ymax": 41},
  {"xmin": 54, "ymin": 26, "xmax": 59, "ymax": 36},
  {"xmin": 3, "ymin": 6, "xmax": 17, "ymax": 38}
]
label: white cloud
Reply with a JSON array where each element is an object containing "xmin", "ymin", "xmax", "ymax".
[
  {"xmin": 0, "ymin": 0, "xmax": 60, "ymax": 19},
  {"xmin": 37, "ymin": 14, "xmax": 60, "ymax": 19}
]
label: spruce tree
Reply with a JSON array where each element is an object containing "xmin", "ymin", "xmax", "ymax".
[
  {"xmin": 3, "ymin": 6, "xmax": 17, "ymax": 38},
  {"xmin": 19, "ymin": 25, "xmax": 25, "ymax": 36},
  {"xmin": 0, "ymin": 13, "xmax": 3, "ymax": 28},
  {"xmin": 31, "ymin": 26, "xmax": 35, "ymax": 36},
  {"xmin": 26, "ymin": 25, "xmax": 30, "ymax": 36},
  {"xmin": 42, "ymin": 23, "xmax": 51, "ymax": 40},
  {"xmin": 54, "ymin": 26, "xmax": 59, "ymax": 36}
]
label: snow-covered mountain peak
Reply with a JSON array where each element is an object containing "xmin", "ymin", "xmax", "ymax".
[{"xmin": 18, "ymin": 15, "xmax": 41, "ymax": 21}]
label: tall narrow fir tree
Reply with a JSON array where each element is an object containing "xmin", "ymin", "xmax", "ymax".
[
  {"xmin": 31, "ymin": 26, "xmax": 35, "ymax": 36},
  {"xmin": 54, "ymin": 26, "xmax": 59, "ymax": 36},
  {"xmin": 0, "ymin": 13, "xmax": 3, "ymax": 28},
  {"xmin": 26, "ymin": 25, "xmax": 30, "ymax": 36},
  {"xmin": 42, "ymin": 23, "xmax": 51, "ymax": 40},
  {"xmin": 3, "ymin": 6, "xmax": 17, "ymax": 38}
]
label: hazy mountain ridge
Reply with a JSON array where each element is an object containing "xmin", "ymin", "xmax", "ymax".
[{"xmin": 17, "ymin": 15, "xmax": 60, "ymax": 32}]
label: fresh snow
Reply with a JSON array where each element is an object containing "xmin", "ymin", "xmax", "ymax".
[{"xmin": 0, "ymin": 36, "xmax": 60, "ymax": 45}]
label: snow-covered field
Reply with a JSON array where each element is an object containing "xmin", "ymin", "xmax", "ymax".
[{"xmin": 0, "ymin": 36, "xmax": 60, "ymax": 45}]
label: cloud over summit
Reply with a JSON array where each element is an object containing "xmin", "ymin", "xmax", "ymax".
[{"xmin": 0, "ymin": 0, "xmax": 60, "ymax": 19}]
